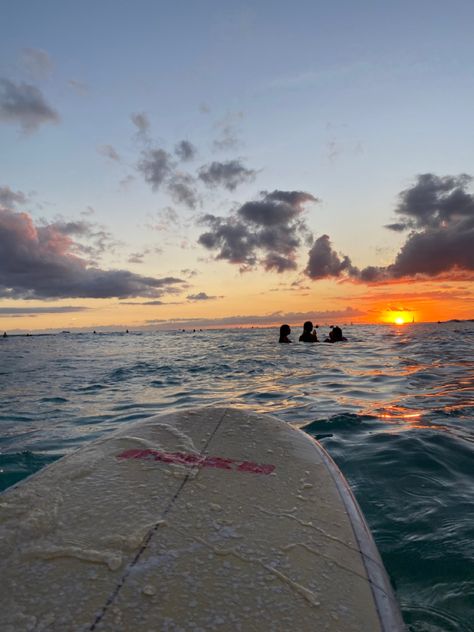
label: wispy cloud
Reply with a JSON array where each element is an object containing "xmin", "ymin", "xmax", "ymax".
[
  {"xmin": 187, "ymin": 292, "xmax": 223, "ymax": 301},
  {"xmin": 0, "ymin": 306, "xmax": 89, "ymax": 315},
  {"xmin": 97, "ymin": 144, "xmax": 121, "ymax": 162},
  {"xmin": 146, "ymin": 306, "xmax": 364, "ymax": 329},
  {"xmin": 0, "ymin": 185, "xmax": 28, "ymax": 209},
  {"xmin": 20, "ymin": 48, "xmax": 54, "ymax": 80},
  {"xmin": 0, "ymin": 78, "xmax": 59, "ymax": 133}
]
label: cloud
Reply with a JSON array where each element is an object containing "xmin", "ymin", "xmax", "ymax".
[
  {"xmin": 212, "ymin": 111, "xmax": 243, "ymax": 151},
  {"xmin": 131, "ymin": 111, "xmax": 150, "ymax": 135},
  {"xmin": 146, "ymin": 306, "xmax": 365, "ymax": 329},
  {"xmin": 305, "ymin": 173, "xmax": 474, "ymax": 283},
  {"xmin": 175, "ymin": 140, "xmax": 197, "ymax": 161},
  {"xmin": 181, "ymin": 268, "xmax": 198, "ymax": 277},
  {"xmin": 21, "ymin": 48, "xmax": 54, "ymax": 80},
  {"xmin": 127, "ymin": 246, "xmax": 162, "ymax": 264},
  {"xmin": 392, "ymin": 173, "xmax": 474, "ymax": 230},
  {"xmin": 146, "ymin": 207, "xmax": 179, "ymax": 232},
  {"xmin": 137, "ymin": 148, "xmax": 174, "ymax": 190},
  {"xmin": 167, "ymin": 173, "xmax": 200, "ymax": 209},
  {"xmin": 119, "ymin": 174, "xmax": 135, "ymax": 189},
  {"xmin": 198, "ymin": 160, "xmax": 256, "ymax": 191},
  {"xmin": 137, "ymin": 145, "xmax": 201, "ymax": 208},
  {"xmin": 305, "ymin": 234, "xmax": 358, "ymax": 279},
  {"xmin": 198, "ymin": 190, "xmax": 317, "ymax": 272},
  {"xmin": 0, "ymin": 306, "xmax": 89, "ymax": 315},
  {"xmin": 98, "ymin": 144, "xmax": 121, "ymax": 162},
  {"xmin": 187, "ymin": 292, "xmax": 222, "ymax": 301},
  {"xmin": 67, "ymin": 79, "xmax": 88, "ymax": 95},
  {"xmin": 120, "ymin": 300, "xmax": 168, "ymax": 305},
  {"xmin": 44, "ymin": 218, "xmax": 119, "ymax": 263},
  {"xmin": 128, "ymin": 252, "xmax": 145, "ymax": 264},
  {"xmin": 0, "ymin": 185, "xmax": 28, "ymax": 209},
  {"xmin": 0, "ymin": 208, "xmax": 185, "ymax": 299},
  {"xmin": 0, "ymin": 78, "xmax": 59, "ymax": 133}
]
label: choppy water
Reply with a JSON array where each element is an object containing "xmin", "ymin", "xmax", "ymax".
[{"xmin": 1, "ymin": 323, "xmax": 473, "ymax": 631}]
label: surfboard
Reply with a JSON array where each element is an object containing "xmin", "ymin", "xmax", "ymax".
[{"xmin": 0, "ymin": 407, "xmax": 404, "ymax": 631}]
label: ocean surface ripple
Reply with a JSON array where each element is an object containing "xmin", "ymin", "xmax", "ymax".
[{"xmin": 1, "ymin": 322, "xmax": 473, "ymax": 631}]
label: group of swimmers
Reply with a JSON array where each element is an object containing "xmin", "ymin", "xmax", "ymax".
[{"xmin": 279, "ymin": 321, "xmax": 347, "ymax": 343}]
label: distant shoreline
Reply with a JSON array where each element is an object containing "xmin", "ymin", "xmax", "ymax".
[{"xmin": 2, "ymin": 319, "xmax": 473, "ymax": 337}]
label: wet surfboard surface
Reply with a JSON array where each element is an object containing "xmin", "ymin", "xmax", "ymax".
[{"xmin": 0, "ymin": 407, "xmax": 404, "ymax": 631}]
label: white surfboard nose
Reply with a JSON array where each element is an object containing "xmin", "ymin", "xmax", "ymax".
[{"xmin": 0, "ymin": 406, "xmax": 404, "ymax": 631}]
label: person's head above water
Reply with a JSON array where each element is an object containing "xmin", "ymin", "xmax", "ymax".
[
  {"xmin": 327, "ymin": 325, "xmax": 346, "ymax": 342},
  {"xmin": 279, "ymin": 324, "xmax": 291, "ymax": 343},
  {"xmin": 303, "ymin": 321, "xmax": 313, "ymax": 332},
  {"xmin": 299, "ymin": 321, "xmax": 318, "ymax": 342}
]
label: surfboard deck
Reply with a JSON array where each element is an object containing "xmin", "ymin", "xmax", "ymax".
[{"xmin": 0, "ymin": 407, "xmax": 404, "ymax": 631}]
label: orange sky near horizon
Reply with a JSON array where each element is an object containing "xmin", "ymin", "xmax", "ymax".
[{"xmin": 1, "ymin": 276, "xmax": 471, "ymax": 333}]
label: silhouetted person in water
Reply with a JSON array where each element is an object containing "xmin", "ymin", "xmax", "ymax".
[
  {"xmin": 279, "ymin": 324, "xmax": 292, "ymax": 343},
  {"xmin": 325, "ymin": 325, "xmax": 347, "ymax": 343},
  {"xmin": 299, "ymin": 321, "xmax": 318, "ymax": 342},
  {"xmin": 2, "ymin": 332, "xmax": 7, "ymax": 338}
]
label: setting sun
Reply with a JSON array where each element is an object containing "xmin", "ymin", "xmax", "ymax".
[{"xmin": 394, "ymin": 317, "xmax": 405, "ymax": 325}]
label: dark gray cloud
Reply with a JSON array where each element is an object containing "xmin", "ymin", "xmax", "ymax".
[
  {"xmin": 384, "ymin": 222, "xmax": 406, "ymax": 232},
  {"xmin": 175, "ymin": 140, "xmax": 197, "ymax": 161},
  {"xmin": 0, "ymin": 185, "xmax": 28, "ymax": 209},
  {"xmin": 198, "ymin": 160, "xmax": 256, "ymax": 191},
  {"xmin": 98, "ymin": 144, "xmax": 121, "ymax": 162},
  {"xmin": 167, "ymin": 173, "xmax": 200, "ymax": 209},
  {"xmin": 198, "ymin": 190, "xmax": 317, "ymax": 272},
  {"xmin": 305, "ymin": 173, "xmax": 474, "ymax": 282},
  {"xmin": 137, "ymin": 148, "xmax": 174, "ymax": 190},
  {"xmin": 373, "ymin": 173, "xmax": 474, "ymax": 279},
  {"xmin": 0, "ymin": 208, "xmax": 185, "ymax": 299},
  {"xmin": 305, "ymin": 234, "xmax": 357, "ymax": 279},
  {"xmin": 0, "ymin": 78, "xmax": 59, "ymax": 133},
  {"xmin": 187, "ymin": 292, "xmax": 222, "ymax": 301},
  {"xmin": 392, "ymin": 173, "xmax": 474, "ymax": 230},
  {"xmin": 21, "ymin": 48, "xmax": 54, "ymax": 80},
  {"xmin": 0, "ymin": 306, "xmax": 89, "ymax": 315},
  {"xmin": 239, "ymin": 190, "xmax": 316, "ymax": 226}
]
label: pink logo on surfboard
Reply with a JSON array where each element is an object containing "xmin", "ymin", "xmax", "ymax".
[{"xmin": 117, "ymin": 448, "xmax": 275, "ymax": 475}]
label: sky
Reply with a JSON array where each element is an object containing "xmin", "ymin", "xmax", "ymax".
[{"xmin": 1, "ymin": 0, "xmax": 473, "ymax": 332}]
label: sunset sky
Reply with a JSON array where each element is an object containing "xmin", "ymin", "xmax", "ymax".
[{"xmin": 1, "ymin": 0, "xmax": 473, "ymax": 332}]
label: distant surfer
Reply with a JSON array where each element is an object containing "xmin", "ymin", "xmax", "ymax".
[
  {"xmin": 299, "ymin": 321, "xmax": 318, "ymax": 342},
  {"xmin": 2, "ymin": 331, "xmax": 7, "ymax": 338},
  {"xmin": 279, "ymin": 324, "xmax": 292, "ymax": 343},
  {"xmin": 325, "ymin": 326, "xmax": 347, "ymax": 343}
]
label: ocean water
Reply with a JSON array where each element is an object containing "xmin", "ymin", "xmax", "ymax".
[{"xmin": 0, "ymin": 323, "xmax": 473, "ymax": 631}]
